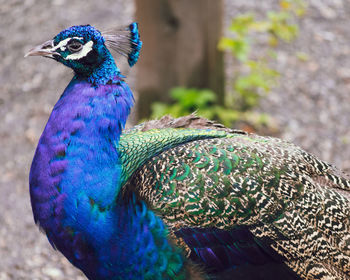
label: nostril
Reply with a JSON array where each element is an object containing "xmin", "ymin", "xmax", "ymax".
[{"xmin": 42, "ymin": 41, "xmax": 54, "ymax": 49}]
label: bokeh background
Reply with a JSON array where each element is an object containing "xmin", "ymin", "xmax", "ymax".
[{"xmin": 0, "ymin": 0, "xmax": 349, "ymax": 279}]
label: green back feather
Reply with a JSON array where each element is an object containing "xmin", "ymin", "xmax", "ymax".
[{"xmin": 118, "ymin": 128, "xmax": 230, "ymax": 185}]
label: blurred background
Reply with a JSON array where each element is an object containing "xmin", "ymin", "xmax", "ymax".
[{"xmin": 0, "ymin": 0, "xmax": 349, "ymax": 279}]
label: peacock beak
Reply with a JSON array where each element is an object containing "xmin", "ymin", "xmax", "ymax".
[{"xmin": 25, "ymin": 40, "xmax": 60, "ymax": 58}]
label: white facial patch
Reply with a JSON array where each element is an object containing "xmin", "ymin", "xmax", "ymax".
[
  {"xmin": 65, "ymin": 40, "xmax": 94, "ymax": 60},
  {"xmin": 52, "ymin": 37, "xmax": 83, "ymax": 52}
]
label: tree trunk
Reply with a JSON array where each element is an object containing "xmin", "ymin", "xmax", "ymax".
[{"xmin": 135, "ymin": 0, "xmax": 224, "ymax": 119}]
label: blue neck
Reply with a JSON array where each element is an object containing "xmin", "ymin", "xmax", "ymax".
[
  {"xmin": 29, "ymin": 70, "xmax": 133, "ymax": 260},
  {"xmin": 70, "ymin": 51, "xmax": 122, "ymax": 86},
  {"xmin": 29, "ymin": 70, "xmax": 189, "ymax": 278},
  {"xmin": 87, "ymin": 53, "xmax": 122, "ymax": 85},
  {"xmin": 29, "ymin": 22, "xmax": 191, "ymax": 278}
]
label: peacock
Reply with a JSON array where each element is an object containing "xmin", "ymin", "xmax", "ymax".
[{"xmin": 26, "ymin": 23, "xmax": 350, "ymax": 280}]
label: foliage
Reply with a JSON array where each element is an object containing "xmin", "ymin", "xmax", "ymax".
[
  {"xmin": 151, "ymin": 87, "xmax": 239, "ymax": 126},
  {"xmin": 150, "ymin": 0, "xmax": 307, "ymax": 130},
  {"xmin": 218, "ymin": 0, "xmax": 306, "ymax": 113},
  {"xmin": 151, "ymin": 87, "xmax": 272, "ymax": 128}
]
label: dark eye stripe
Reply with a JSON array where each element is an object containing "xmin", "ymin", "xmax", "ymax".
[{"xmin": 68, "ymin": 38, "xmax": 82, "ymax": 45}]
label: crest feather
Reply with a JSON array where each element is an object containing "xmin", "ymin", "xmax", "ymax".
[{"xmin": 103, "ymin": 22, "xmax": 142, "ymax": 67}]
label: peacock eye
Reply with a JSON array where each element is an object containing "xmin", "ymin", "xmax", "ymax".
[{"xmin": 67, "ymin": 42, "xmax": 83, "ymax": 53}]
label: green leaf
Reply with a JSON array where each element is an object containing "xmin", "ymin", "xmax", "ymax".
[
  {"xmin": 249, "ymin": 21, "xmax": 271, "ymax": 32},
  {"xmin": 229, "ymin": 14, "xmax": 255, "ymax": 35},
  {"xmin": 296, "ymin": 51, "xmax": 309, "ymax": 61},
  {"xmin": 219, "ymin": 37, "xmax": 250, "ymax": 61},
  {"xmin": 151, "ymin": 102, "xmax": 170, "ymax": 118}
]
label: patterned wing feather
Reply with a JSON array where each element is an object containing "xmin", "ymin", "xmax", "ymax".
[{"xmin": 124, "ymin": 130, "xmax": 350, "ymax": 279}]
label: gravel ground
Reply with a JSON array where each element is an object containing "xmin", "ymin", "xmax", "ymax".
[{"xmin": 0, "ymin": 0, "xmax": 349, "ymax": 279}]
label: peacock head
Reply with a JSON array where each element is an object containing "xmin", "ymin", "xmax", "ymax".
[{"xmin": 25, "ymin": 23, "xmax": 142, "ymax": 77}]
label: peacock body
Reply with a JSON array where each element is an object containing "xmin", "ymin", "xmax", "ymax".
[{"xmin": 26, "ymin": 23, "xmax": 350, "ymax": 280}]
